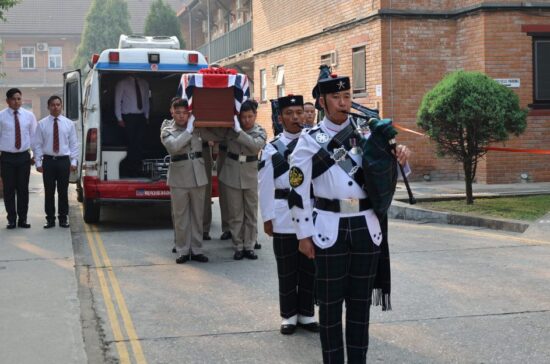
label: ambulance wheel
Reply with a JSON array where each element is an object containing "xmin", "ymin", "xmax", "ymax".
[
  {"xmin": 76, "ymin": 179, "xmax": 84, "ymax": 203},
  {"xmin": 83, "ymin": 198, "xmax": 100, "ymax": 223}
]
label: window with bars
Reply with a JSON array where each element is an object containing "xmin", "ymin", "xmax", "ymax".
[
  {"xmin": 534, "ymin": 38, "xmax": 550, "ymax": 105},
  {"xmin": 352, "ymin": 46, "xmax": 366, "ymax": 95},
  {"xmin": 48, "ymin": 46, "xmax": 62, "ymax": 69},
  {"xmin": 21, "ymin": 47, "xmax": 35, "ymax": 69},
  {"xmin": 260, "ymin": 69, "xmax": 267, "ymax": 101}
]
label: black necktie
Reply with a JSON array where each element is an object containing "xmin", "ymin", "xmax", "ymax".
[{"xmin": 134, "ymin": 78, "xmax": 143, "ymax": 110}]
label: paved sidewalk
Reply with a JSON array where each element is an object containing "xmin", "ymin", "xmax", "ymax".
[
  {"xmin": 0, "ymin": 171, "xmax": 86, "ymax": 364},
  {"xmin": 392, "ymin": 180, "xmax": 550, "ymax": 236}
]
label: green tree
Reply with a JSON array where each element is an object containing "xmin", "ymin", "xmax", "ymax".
[
  {"xmin": 0, "ymin": 0, "xmax": 18, "ymax": 21},
  {"xmin": 144, "ymin": 0, "xmax": 184, "ymax": 48},
  {"xmin": 73, "ymin": 0, "xmax": 132, "ymax": 69},
  {"xmin": 417, "ymin": 71, "xmax": 527, "ymax": 204}
]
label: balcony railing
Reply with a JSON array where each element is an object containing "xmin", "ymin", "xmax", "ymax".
[
  {"xmin": 198, "ymin": 21, "xmax": 252, "ymax": 63},
  {"xmin": 0, "ymin": 65, "xmax": 73, "ymax": 88}
]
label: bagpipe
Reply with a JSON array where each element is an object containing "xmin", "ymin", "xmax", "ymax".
[{"xmin": 315, "ymin": 65, "xmax": 416, "ymax": 217}]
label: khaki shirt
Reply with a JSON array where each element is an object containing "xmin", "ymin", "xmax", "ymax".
[
  {"xmin": 200, "ymin": 125, "xmax": 267, "ymax": 189},
  {"xmin": 161, "ymin": 119, "xmax": 208, "ymax": 188}
]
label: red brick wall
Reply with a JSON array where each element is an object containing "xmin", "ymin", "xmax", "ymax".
[{"xmin": 252, "ymin": 1, "xmax": 550, "ymax": 183}]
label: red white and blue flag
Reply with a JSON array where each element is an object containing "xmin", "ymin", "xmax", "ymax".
[{"xmin": 177, "ymin": 69, "xmax": 250, "ymax": 124}]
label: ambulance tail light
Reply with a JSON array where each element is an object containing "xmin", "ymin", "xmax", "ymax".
[
  {"xmin": 188, "ymin": 53, "xmax": 198, "ymax": 65},
  {"xmin": 91, "ymin": 54, "xmax": 100, "ymax": 65},
  {"xmin": 85, "ymin": 128, "xmax": 98, "ymax": 161},
  {"xmin": 108, "ymin": 51, "xmax": 120, "ymax": 63}
]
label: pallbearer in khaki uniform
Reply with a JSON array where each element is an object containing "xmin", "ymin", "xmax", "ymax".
[
  {"xmin": 216, "ymin": 142, "xmax": 231, "ymax": 240},
  {"xmin": 161, "ymin": 98, "xmax": 209, "ymax": 264}
]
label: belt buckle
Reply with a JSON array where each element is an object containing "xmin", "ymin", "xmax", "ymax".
[
  {"xmin": 340, "ymin": 199, "xmax": 359, "ymax": 214},
  {"xmin": 188, "ymin": 152, "xmax": 195, "ymax": 159},
  {"xmin": 238, "ymin": 155, "xmax": 247, "ymax": 162}
]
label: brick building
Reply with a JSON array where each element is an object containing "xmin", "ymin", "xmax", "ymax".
[
  {"xmin": 180, "ymin": 0, "xmax": 550, "ymax": 183},
  {"xmin": 0, "ymin": 0, "xmax": 184, "ymax": 119}
]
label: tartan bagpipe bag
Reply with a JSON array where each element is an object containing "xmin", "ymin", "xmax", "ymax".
[{"xmin": 358, "ymin": 118, "xmax": 399, "ymax": 219}]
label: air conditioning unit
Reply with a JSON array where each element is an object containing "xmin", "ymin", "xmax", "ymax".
[
  {"xmin": 329, "ymin": 50, "xmax": 338, "ymax": 67},
  {"xmin": 36, "ymin": 42, "xmax": 48, "ymax": 52}
]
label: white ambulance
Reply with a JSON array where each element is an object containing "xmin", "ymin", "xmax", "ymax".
[{"xmin": 64, "ymin": 35, "xmax": 208, "ymax": 223}]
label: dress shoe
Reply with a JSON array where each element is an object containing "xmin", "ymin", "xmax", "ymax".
[
  {"xmin": 233, "ymin": 250, "xmax": 244, "ymax": 260},
  {"xmin": 176, "ymin": 254, "xmax": 190, "ymax": 264},
  {"xmin": 43, "ymin": 221, "xmax": 56, "ymax": 229},
  {"xmin": 18, "ymin": 221, "xmax": 31, "ymax": 228},
  {"xmin": 203, "ymin": 233, "xmax": 211, "ymax": 241},
  {"xmin": 298, "ymin": 322, "xmax": 320, "ymax": 333},
  {"xmin": 191, "ymin": 254, "xmax": 209, "ymax": 263},
  {"xmin": 220, "ymin": 231, "xmax": 232, "ymax": 240},
  {"xmin": 6, "ymin": 222, "xmax": 16, "ymax": 229},
  {"xmin": 280, "ymin": 324, "xmax": 297, "ymax": 335},
  {"xmin": 172, "ymin": 246, "xmax": 177, "ymax": 254},
  {"xmin": 254, "ymin": 242, "xmax": 262, "ymax": 249},
  {"xmin": 59, "ymin": 221, "xmax": 70, "ymax": 228},
  {"xmin": 243, "ymin": 250, "xmax": 258, "ymax": 260}
]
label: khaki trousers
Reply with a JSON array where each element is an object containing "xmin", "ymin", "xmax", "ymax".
[
  {"xmin": 203, "ymin": 146, "xmax": 213, "ymax": 234},
  {"xmin": 225, "ymin": 184, "xmax": 258, "ymax": 251},
  {"xmin": 171, "ymin": 185, "xmax": 205, "ymax": 255},
  {"xmin": 218, "ymin": 180, "xmax": 230, "ymax": 232}
]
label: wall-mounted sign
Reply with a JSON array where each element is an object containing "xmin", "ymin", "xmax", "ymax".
[
  {"xmin": 375, "ymin": 84, "xmax": 382, "ymax": 96},
  {"xmin": 494, "ymin": 78, "xmax": 520, "ymax": 88}
]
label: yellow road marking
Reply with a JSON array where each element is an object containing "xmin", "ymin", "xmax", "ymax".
[
  {"xmin": 391, "ymin": 220, "xmax": 550, "ymax": 245},
  {"xmin": 84, "ymin": 224, "xmax": 131, "ymax": 364},
  {"xmin": 91, "ymin": 225, "xmax": 147, "ymax": 364}
]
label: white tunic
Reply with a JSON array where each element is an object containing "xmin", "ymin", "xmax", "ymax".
[{"xmin": 288, "ymin": 117, "xmax": 382, "ymax": 249}]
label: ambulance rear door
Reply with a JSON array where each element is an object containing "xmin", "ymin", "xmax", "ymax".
[{"xmin": 63, "ymin": 70, "xmax": 83, "ymax": 183}]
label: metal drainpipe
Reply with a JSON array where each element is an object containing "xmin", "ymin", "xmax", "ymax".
[
  {"xmin": 207, "ymin": 0, "xmax": 211, "ymax": 62},
  {"xmin": 389, "ymin": 0, "xmax": 395, "ymax": 119}
]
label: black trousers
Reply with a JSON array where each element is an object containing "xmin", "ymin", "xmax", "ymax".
[
  {"xmin": 121, "ymin": 113, "xmax": 146, "ymax": 176},
  {"xmin": 314, "ymin": 216, "xmax": 381, "ymax": 364},
  {"xmin": 273, "ymin": 233, "xmax": 316, "ymax": 319},
  {"xmin": 42, "ymin": 156, "xmax": 70, "ymax": 222},
  {"xmin": 0, "ymin": 151, "xmax": 31, "ymax": 223}
]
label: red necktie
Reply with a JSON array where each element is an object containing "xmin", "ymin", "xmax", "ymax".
[
  {"xmin": 53, "ymin": 117, "xmax": 59, "ymax": 153},
  {"xmin": 14, "ymin": 110, "xmax": 21, "ymax": 150}
]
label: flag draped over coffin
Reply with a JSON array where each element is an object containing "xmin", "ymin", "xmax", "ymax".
[{"xmin": 177, "ymin": 68, "xmax": 250, "ymax": 125}]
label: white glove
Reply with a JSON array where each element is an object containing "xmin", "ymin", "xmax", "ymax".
[
  {"xmin": 186, "ymin": 114, "xmax": 195, "ymax": 133},
  {"xmin": 233, "ymin": 115, "xmax": 242, "ymax": 132}
]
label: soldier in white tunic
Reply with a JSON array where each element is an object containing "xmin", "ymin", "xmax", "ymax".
[
  {"xmin": 259, "ymin": 95, "xmax": 319, "ymax": 335},
  {"xmin": 289, "ymin": 75, "xmax": 410, "ymax": 363}
]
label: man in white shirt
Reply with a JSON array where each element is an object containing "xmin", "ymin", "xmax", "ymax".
[
  {"xmin": 33, "ymin": 96, "xmax": 79, "ymax": 228},
  {"xmin": 0, "ymin": 88, "xmax": 37, "ymax": 229},
  {"xmin": 114, "ymin": 75, "xmax": 150, "ymax": 177}
]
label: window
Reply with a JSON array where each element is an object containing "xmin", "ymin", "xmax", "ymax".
[
  {"xmin": 260, "ymin": 69, "xmax": 267, "ymax": 102},
  {"xmin": 48, "ymin": 46, "xmax": 62, "ymax": 69},
  {"xmin": 276, "ymin": 65, "xmax": 285, "ymax": 97},
  {"xmin": 66, "ymin": 80, "xmax": 80, "ymax": 120},
  {"xmin": 21, "ymin": 47, "xmax": 35, "ymax": 69},
  {"xmin": 352, "ymin": 46, "xmax": 366, "ymax": 95},
  {"xmin": 534, "ymin": 38, "xmax": 550, "ymax": 105}
]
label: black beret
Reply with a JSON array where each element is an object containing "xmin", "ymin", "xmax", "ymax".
[{"xmin": 278, "ymin": 94, "xmax": 304, "ymax": 111}]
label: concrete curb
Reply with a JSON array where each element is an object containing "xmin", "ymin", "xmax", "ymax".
[{"xmin": 389, "ymin": 201, "xmax": 530, "ymax": 233}]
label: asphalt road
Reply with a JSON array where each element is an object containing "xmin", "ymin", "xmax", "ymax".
[{"xmin": 70, "ymin": 199, "xmax": 550, "ymax": 364}]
